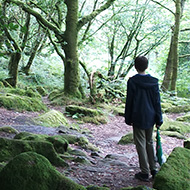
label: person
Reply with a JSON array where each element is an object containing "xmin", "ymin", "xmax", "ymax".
[{"xmin": 124, "ymin": 56, "xmax": 163, "ymax": 182}]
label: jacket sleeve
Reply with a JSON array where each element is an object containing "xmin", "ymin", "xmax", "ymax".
[
  {"xmin": 154, "ymin": 84, "xmax": 163, "ymax": 126},
  {"xmin": 125, "ymin": 79, "xmax": 134, "ymax": 125}
]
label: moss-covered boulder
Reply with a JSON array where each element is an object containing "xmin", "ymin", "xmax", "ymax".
[
  {"xmin": 160, "ymin": 114, "xmax": 190, "ymax": 134},
  {"xmin": 160, "ymin": 131, "xmax": 186, "ymax": 139},
  {"xmin": 66, "ymin": 105, "xmax": 102, "ymax": 117},
  {"xmin": 0, "ymin": 88, "xmax": 47, "ymax": 111},
  {"xmin": 14, "ymin": 132, "xmax": 68, "ymax": 154},
  {"xmin": 65, "ymin": 105, "xmax": 107, "ymax": 124},
  {"xmin": 118, "ymin": 133, "xmax": 133, "ymax": 145},
  {"xmin": 164, "ymin": 105, "xmax": 190, "ymax": 113},
  {"xmin": 0, "ymin": 137, "xmax": 67, "ymax": 167},
  {"xmin": 121, "ymin": 186, "xmax": 156, "ymax": 190},
  {"xmin": 176, "ymin": 113, "xmax": 190, "ymax": 122},
  {"xmin": 153, "ymin": 147, "xmax": 190, "ymax": 190},
  {"xmin": 61, "ymin": 134, "xmax": 98, "ymax": 151},
  {"xmin": 0, "ymin": 152, "xmax": 86, "ymax": 190},
  {"xmin": 33, "ymin": 109, "xmax": 68, "ymax": 127}
]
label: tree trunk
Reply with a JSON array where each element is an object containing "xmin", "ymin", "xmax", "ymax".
[
  {"xmin": 170, "ymin": 0, "xmax": 181, "ymax": 91},
  {"xmin": 6, "ymin": 52, "xmax": 21, "ymax": 87},
  {"xmin": 63, "ymin": 0, "xmax": 81, "ymax": 97},
  {"xmin": 161, "ymin": 0, "xmax": 181, "ymax": 92},
  {"xmin": 22, "ymin": 28, "xmax": 45, "ymax": 75},
  {"xmin": 161, "ymin": 37, "xmax": 174, "ymax": 91}
]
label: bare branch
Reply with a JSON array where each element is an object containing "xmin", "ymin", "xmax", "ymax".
[
  {"xmin": 179, "ymin": 54, "xmax": 190, "ymax": 58},
  {"xmin": 151, "ymin": 0, "xmax": 175, "ymax": 15}
]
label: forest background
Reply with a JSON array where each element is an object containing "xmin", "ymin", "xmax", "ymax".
[{"xmin": 0, "ymin": 0, "xmax": 190, "ymax": 102}]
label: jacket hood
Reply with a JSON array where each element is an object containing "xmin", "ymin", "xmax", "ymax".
[{"xmin": 130, "ymin": 74, "xmax": 158, "ymax": 89}]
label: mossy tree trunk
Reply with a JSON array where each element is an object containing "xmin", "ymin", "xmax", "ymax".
[
  {"xmin": 63, "ymin": 0, "xmax": 80, "ymax": 97},
  {"xmin": 161, "ymin": 0, "xmax": 182, "ymax": 92},
  {"xmin": 6, "ymin": 52, "xmax": 21, "ymax": 87},
  {"xmin": 5, "ymin": 0, "xmax": 116, "ymax": 97},
  {"xmin": 170, "ymin": 0, "xmax": 181, "ymax": 91},
  {"xmin": 0, "ymin": 4, "xmax": 30, "ymax": 87}
]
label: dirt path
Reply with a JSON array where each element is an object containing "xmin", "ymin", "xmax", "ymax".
[{"xmin": 0, "ymin": 107, "xmax": 184, "ymax": 190}]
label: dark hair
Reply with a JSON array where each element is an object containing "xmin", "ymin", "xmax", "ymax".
[{"xmin": 134, "ymin": 56, "xmax": 148, "ymax": 72}]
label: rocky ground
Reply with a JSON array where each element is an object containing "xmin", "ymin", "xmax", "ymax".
[{"xmin": 0, "ymin": 107, "xmax": 184, "ymax": 190}]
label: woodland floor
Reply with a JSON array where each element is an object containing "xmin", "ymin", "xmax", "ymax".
[{"xmin": 0, "ymin": 105, "xmax": 185, "ymax": 190}]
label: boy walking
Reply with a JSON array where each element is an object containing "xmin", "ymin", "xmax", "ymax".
[{"xmin": 125, "ymin": 56, "xmax": 163, "ymax": 181}]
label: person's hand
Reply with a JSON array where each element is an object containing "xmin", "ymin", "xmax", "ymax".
[{"xmin": 156, "ymin": 125, "xmax": 160, "ymax": 129}]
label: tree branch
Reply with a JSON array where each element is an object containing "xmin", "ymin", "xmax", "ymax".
[
  {"xmin": 151, "ymin": 0, "xmax": 175, "ymax": 15},
  {"xmin": 5, "ymin": 0, "xmax": 64, "ymax": 37},
  {"xmin": 179, "ymin": 54, "xmax": 190, "ymax": 58},
  {"xmin": 77, "ymin": 0, "xmax": 116, "ymax": 31}
]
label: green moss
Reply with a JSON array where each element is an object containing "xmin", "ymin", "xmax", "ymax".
[
  {"xmin": 121, "ymin": 186, "xmax": 155, "ymax": 190},
  {"xmin": 48, "ymin": 90, "xmax": 83, "ymax": 106},
  {"xmin": 65, "ymin": 105, "xmax": 107, "ymax": 124},
  {"xmin": 82, "ymin": 115, "xmax": 107, "ymax": 125},
  {"xmin": 153, "ymin": 147, "xmax": 190, "ymax": 190},
  {"xmin": 0, "ymin": 81, "xmax": 4, "ymax": 88},
  {"xmin": 14, "ymin": 132, "xmax": 68, "ymax": 154},
  {"xmin": 161, "ymin": 131, "xmax": 186, "ymax": 139},
  {"xmin": 36, "ymin": 85, "xmax": 47, "ymax": 96},
  {"xmin": 60, "ymin": 134, "xmax": 98, "ymax": 151},
  {"xmin": 66, "ymin": 105, "xmax": 102, "ymax": 117},
  {"xmin": 0, "ymin": 137, "xmax": 67, "ymax": 167},
  {"xmin": 3, "ymin": 87, "xmax": 41, "ymax": 98},
  {"xmin": 0, "ymin": 126, "xmax": 19, "ymax": 134},
  {"xmin": 118, "ymin": 133, "xmax": 133, "ymax": 145},
  {"xmin": 0, "ymin": 152, "xmax": 86, "ymax": 190},
  {"xmin": 165, "ymin": 105, "xmax": 190, "ymax": 113},
  {"xmin": 176, "ymin": 113, "xmax": 190, "ymax": 122},
  {"xmin": 33, "ymin": 109, "xmax": 68, "ymax": 127},
  {"xmin": 48, "ymin": 89, "xmax": 63, "ymax": 101},
  {"xmin": 0, "ymin": 92, "xmax": 47, "ymax": 111},
  {"xmin": 161, "ymin": 114, "xmax": 190, "ymax": 134},
  {"xmin": 86, "ymin": 185, "xmax": 110, "ymax": 190}
]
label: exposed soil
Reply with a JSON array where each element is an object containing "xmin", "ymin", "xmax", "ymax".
[{"xmin": 0, "ymin": 107, "xmax": 184, "ymax": 190}]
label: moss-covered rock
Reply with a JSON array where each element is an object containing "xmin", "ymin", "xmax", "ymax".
[
  {"xmin": 165, "ymin": 105, "xmax": 190, "ymax": 113},
  {"xmin": 86, "ymin": 185, "xmax": 110, "ymax": 190},
  {"xmin": 176, "ymin": 113, "xmax": 190, "ymax": 122},
  {"xmin": 0, "ymin": 88, "xmax": 47, "ymax": 111},
  {"xmin": 33, "ymin": 109, "xmax": 68, "ymax": 127},
  {"xmin": 0, "ymin": 137, "xmax": 67, "ymax": 167},
  {"xmin": 0, "ymin": 152, "xmax": 86, "ymax": 190},
  {"xmin": 0, "ymin": 126, "xmax": 19, "ymax": 134},
  {"xmin": 14, "ymin": 132, "xmax": 68, "ymax": 154},
  {"xmin": 66, "ymin": 105, "xmax": 102, "ymax": 117},
  {"xmin": 82, "ymin": 115, "xmax": 107, "ymax": 125},
  {"xmin": 48, "ymin": 89, "xmax": 63, "ymax": 101},
  {"xmin": 65, "ymin": 105, "xmax": 107, "ymax": 124},
  {"xmin": 160, "ymin": 114, "xmax": 190, "ymax": 134},
  {"xmin": 160, "ymin": 131, "xmax": 186, "ymax": 139},
  {"xmin": 121, "ymin": 186, "xmax": 155, "ymax": 190},
  {"xmin": 118, "ymin": 133, "xmax": 133, "ymax": 145},
  {"xmin": 161, "ymin": 102, "xmax": 173, "ymax": 110},
  {"xmin": 153, "ymin": 147, "xmax": 190, "ymax": 190},
  {"xmin": 36, "ymin": 85, "xmax": 47, "ymax": 96}
]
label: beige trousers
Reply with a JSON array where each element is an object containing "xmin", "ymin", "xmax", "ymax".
[{"xmin": 133, "ymin": 126, "xmax": 157, "ymax": 174}]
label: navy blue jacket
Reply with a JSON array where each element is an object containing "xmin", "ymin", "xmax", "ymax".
[{"xmin": 125, "ymin": 74, "xmax": 163, "ymax": 129}]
